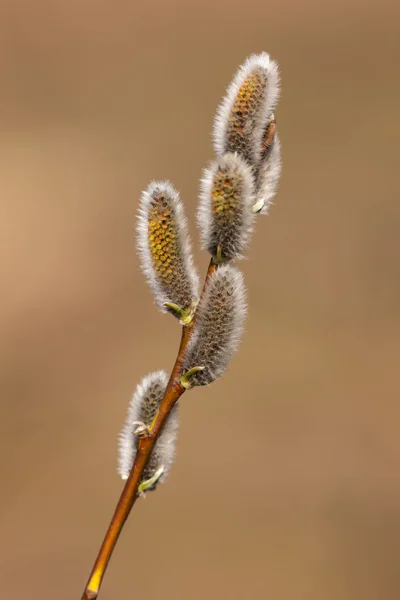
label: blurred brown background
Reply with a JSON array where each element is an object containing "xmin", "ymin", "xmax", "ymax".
[{"xmin": 1, "ymin": 1, "xmax": 399, "ymax": 598}]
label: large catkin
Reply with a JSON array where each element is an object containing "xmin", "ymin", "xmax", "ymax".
[
  {"xmin": 137, "ymin": 182, "xmax": 199, "ymax": 319},
  {"xmin": 213, "ymin": 52, "xmax": 280, "ymax": 166},
  {"xmin": 182, "ymin": 265, "xmax": 247, "ymax": 386},
  {"xmin": 198, "ymin": 153, "xmax": 255, "ymax": 260}
]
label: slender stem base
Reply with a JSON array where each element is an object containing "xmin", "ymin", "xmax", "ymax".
[{"xmin": 80, "ymin": 261, "xmax": 216, "ymax": 600}]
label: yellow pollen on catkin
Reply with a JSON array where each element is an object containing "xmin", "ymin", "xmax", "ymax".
[
  {"xmin": 211, "ymin": 170, "xmax": 241, "ymax": 220},
  {"xmin": 226, "ymin": 69, "xmax": 266, "ymax": 160},
  {"xmin": 147, "ymin": 200, "xmax": 180, "ymax": 286}
]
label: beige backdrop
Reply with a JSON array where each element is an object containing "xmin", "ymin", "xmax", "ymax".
[{"xmin": 1, "ymin": 1, "xmax": 399, "ymax": 599}]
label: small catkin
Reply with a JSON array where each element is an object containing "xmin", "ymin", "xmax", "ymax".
[
  {"xmin": 253, "ymin": 124, "xmax": 282, "ymax": 215},
  {"xmin": 118, "ymin": 371, "xmax": 178, "ymax": 488},
  {"xmin": 137, "ymin": 181, "xmax": 199, "ymax": 318},
  {"xmin": 182, "ymin": 265, "xmax": 246, "ymax": 386},
  {"xmin": 213, "ymin": 52, "xmax": 280, "ymax": 166},
  {"xmin": 198, "ymin": 153, "xmax": 255, "ymax": 261}
]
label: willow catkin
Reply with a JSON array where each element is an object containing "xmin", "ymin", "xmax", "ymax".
[
  {"xmin": 182, "ymin": 265, "xmax": 246, "ymax": 386},
  {"xmin": 118, "ymin": 371, "xmax": 178, "ymax": 489},
  {"xmin": 253, "ymin": 120, "xmax": 282, "ymax": 215},
  {"xmin": 137, "ymin": 181, "xmax": 199, "ymax": 319},
  {"xmin": 198, "ymin": 153, "xmax": 255, "ymax": 261},
  {"xmin": 213, "ymin": 52, "xmax": 280, "ymax": 166}
]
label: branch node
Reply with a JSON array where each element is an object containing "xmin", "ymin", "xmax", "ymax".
[{"xmin": 132, "ymin": 421, "xmax": 151, "ymax": 438}]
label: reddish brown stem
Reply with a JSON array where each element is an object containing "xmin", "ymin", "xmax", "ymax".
[{"xmin": 80, "ymin": 260, "xmax": 216, "ymax": 600}]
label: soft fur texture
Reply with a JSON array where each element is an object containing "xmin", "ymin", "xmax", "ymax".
[
  {"xmin": 198, "ymin": 153, "xmax": 255, "ymax": 260},
  {"xmin": 182, "ymin": 265, "xmax": 247, "ymax": 386},
  {"xmin": 213, "ymin": 53, "xmax": 280, "ymax": 167},
  {"xmin": 255, "ymin": 134, "xmax": 282, "ymax": 215},
  {"xmin": 137, "ymin": 181, "xmax": 199, "ymax": 316},
  {"xmin": 118, "ymin": 371, "xmax": 179, "ymax": 487}
]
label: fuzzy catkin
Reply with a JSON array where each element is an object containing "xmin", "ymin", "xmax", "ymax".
[
  {"xmin": 118, "ymin": 371, "xmax": 178, "ymax": 487},
  {"xmin": 182, "ymin": 265, "xmax": 246, "ymax": 386},
  {"xmin": 213, "ymin": 53, "xmax": 280, "ymax": 166},
  {"xmin": 254, "ymin": 128, "xmax": 282, "ymax": 215},
  {"xmin": 137, "ymin": 181, "xmax": 199, "ymax": 317},
  {"xmin": 198, "ymin": 153, "xmax": 255, "ymax": 260}
]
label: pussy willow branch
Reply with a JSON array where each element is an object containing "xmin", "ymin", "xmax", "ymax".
[{"xmin": 81, "ymin": 259, "xmax": 217, "ymax": 600}]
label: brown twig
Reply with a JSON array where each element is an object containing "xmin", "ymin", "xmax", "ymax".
[{"xmin": 81, "ymin": 260, "xmax": 216, "ymax": 600}]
